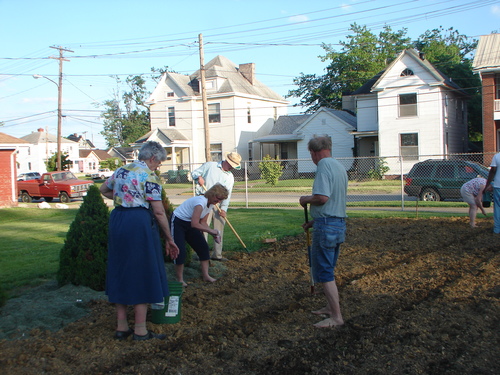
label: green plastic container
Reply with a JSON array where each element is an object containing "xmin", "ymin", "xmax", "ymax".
[{"xmin": 151, "ymin": 281, "xmax": 184, "ymax": 324}]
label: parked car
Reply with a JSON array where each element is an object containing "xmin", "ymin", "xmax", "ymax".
[
  {"xmin": 17, "ymin": 172, "xmax": 41, "ymax": 181},
  {"xmin": 404, "ymin": 159, "xmax": 490, "ymax": 201},
  {"xmin": 91, "ymin": 168, "xmax": 114, "ymax": 180},
  {"xmin": 17, "ymin": 171, "xmax": 93, "ymax": 203}
]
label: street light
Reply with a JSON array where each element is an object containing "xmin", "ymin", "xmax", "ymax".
[{"xmin": 33, "ymin": 74, "xmax": 63, "ymax": 171}]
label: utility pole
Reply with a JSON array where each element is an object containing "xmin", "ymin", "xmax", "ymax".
[
  {"xmin": 199, "ymin": 34, "xmax": 211, "ymax": 162},
  {"xmin": 49, "ymin": 46, "xmax": 73, "ymax": 170}
]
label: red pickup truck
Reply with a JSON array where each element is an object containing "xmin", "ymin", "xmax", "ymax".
[{"xmin": 17, "ymin": 171, "xmax": 94, "ymax": 203}]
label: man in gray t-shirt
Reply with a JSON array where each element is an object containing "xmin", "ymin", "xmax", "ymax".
[{"xmin": 299, "ymin": 136, "xmax": 347, "ymax": 328}]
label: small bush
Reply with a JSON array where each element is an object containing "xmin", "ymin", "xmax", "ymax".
[
  {"xmin": 57, "ymin": 185, "xmax": 109, "ymax": 291},
  {"xmin": 258, "ymin": 155, "xmax": 284, "ymax": 186},
  {"xmin": 368, "ymin": 158, "xmax": 390, "ymax": 180}
]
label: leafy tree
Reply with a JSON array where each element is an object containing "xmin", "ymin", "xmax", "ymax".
[
  {"xmin": 57, "ymin": 185, "xmax": 109, "ymax": 291},
  {"xmin": 46, "ymin": 152, "xmax": 72, "ymax": 171},
  {"xmin": 99, "ymin": 157, "xmax": 121, "ymax": 170},
  {"xmin": 288, "ymin": 24, "xmax": 481, "ymax": 139},
  {"xmin": 100, "ymin": 66, "xmax": 173, "ymax": 148},
  {"xmin": 415, "ymin": 27, "xmax": 481, "ymax": 139},
  {"xmin": 259, "ymin": 155, "xmax": 284, "ymax": 186},
  {"xmin": 100, "ymin": 76, "xmax": 149, "ymax": 148},
  {"xmin": 287, "ymin": 24, "xmax": 412, "ymax": 112}
]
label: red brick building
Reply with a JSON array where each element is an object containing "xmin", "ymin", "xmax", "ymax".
[
  {"xmin": 473, "ymin": 34, "xmax": 500, "ymax": 165},
  {"xmin": 0, "ymin": 133, "xmax": 30, "ymax": 207}
]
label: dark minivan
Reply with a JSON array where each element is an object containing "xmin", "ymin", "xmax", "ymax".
[{"xmin": 404, "ymin": 159, "xmax": 490, "ymax": 201}]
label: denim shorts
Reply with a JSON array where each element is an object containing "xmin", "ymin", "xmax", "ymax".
[{"xmin": 311, "ymin": 217, "xmax": 346, "ymax": 283}]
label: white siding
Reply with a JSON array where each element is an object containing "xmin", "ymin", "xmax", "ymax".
[
  {"xmin": 297, "ymin": 111, "xmax": 355, "ymax": 173},
  {"xmin": 356, "ymin": 95, "xmax": 378, "ymax": 132}
]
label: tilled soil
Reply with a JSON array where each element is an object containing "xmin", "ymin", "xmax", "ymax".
[{"xmin": 0, "ymin": 217, "xmax": 499, "ymax": 375}]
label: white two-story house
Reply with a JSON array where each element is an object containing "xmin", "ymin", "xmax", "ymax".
[
  {"xmin": 343, "ymin": 49, "xmax": 469, "ymax": 174},
  {"xmin": 142, "ymin": 55, "xmax": 289, "ymax": 171},
  {"xmin": 20, "ymin": 128, "xmax": 80, "ymax": 174}
]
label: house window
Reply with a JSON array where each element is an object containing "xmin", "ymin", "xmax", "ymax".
[
  {"xmin": 210, "ymin": 143, "xmax": 222, "ymax": 162},
  {"xmin": 168, "ymin": 107, "xmax": 176, "ymax": 127},
  {"xmin": 400, "ymin": 133, "xmax": 418, "ymax": 160},
  {"xmin": 496, "ymin": 76, "xmax": 500, "ymax": 99},
  {"xmin": 400, "ymin": 68, "xmax": 414, "ymax": 77},
  {"xmin": 399, "ymin": 93, "xmax": 417, "ymax": 117},
  {"xmin": 247, "ymin": 107, "xmax": 251, "ymax": 123},
  {"xmin": 208, "ymin": 103, "xmax": 221, "ymax": 123},
  {"xmin": 167, "ymin": 92, "xmax": 174, "ymax": 97},
  {"xmin": 206, "ymin": 80, "xmax": 215, "ymax": 90},
  {"xmin": 28, "ymin": 162, "xmax": 31, "ymax": 170}
]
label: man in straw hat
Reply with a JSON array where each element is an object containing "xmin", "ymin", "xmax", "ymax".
[{"xmin": 191, "ymin": 151, "xmax": 242, "ymax": 261}]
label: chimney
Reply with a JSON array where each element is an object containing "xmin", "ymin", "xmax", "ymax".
[
  {"xmin": 37, "ymin": 128, "xmax": 44, "ymax": 132},
  {"xmin": 239, "ymin": 63, "xmax": 255, "ymax": 85}
]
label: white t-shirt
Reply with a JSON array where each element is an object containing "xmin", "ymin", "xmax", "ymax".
[
  {"xmin": 173, "ymin": 195, "xmax": 213, "ymax": 222},
  {"xmin": 490, "ymin": 153, "xmax": 500, "ymax": 187}
]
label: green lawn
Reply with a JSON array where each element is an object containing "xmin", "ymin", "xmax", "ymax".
[{"xmin": 0, "ymin": 205, "xmax": 469, "ymax": 296}]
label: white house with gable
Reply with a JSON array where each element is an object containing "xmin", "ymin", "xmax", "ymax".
[
  {"xmin": 343, "ymin": 49, "xmax": 469, "ymax": 174},
  {"xmin": 20, "ymin": 128, "xmax": 80, "ymax": 174},
  {"xmin": 142, "ymin": 55, "xmax": 289, "ymax": 171}
]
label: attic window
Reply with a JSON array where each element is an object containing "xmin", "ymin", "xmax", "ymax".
[
  {"xmin": 166, "ymin": 92, "xmax": 174, "ymax": 97},
  {"xmin": 400, "ymin": 68, "xmax": 414, "ymax": 77}
]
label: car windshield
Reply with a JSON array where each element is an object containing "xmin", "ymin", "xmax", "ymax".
[{"xmin": 52, "ymin": 172, "xmax": 77, "ymax": 181}]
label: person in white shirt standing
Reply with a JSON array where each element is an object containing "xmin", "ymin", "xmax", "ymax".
[
  {"xmin": 190, "ymin": 152, "xmax": 241, "ymax": 261},
  {"xmin": 485, "ymin": 152, "xmax": 500, "ymax": 233}
]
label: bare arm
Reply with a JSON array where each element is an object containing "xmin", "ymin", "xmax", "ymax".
[
  {"xmin": 150, "ymin": 200, "xmax": 179, "ymax": 260},
  {"xmin": 485, "ymin": 166, "xmax": 497, "ymax": 192},
  {"xmin": 299, "ymin": 194, "xmax": 329, "ymax": 208},
  {"xmin": 191, "ymin": 205, "xmax": 219, "ymax": 237},
  {"xmin": 99, "ymin": 183, "xmax": 114, "ymax": 200},
  {"xmin": 299, "ymin": 194, "xmax": 329, "ymax": 230}
]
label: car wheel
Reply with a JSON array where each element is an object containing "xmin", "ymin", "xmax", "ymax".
[
  {"xmin": 420, "ymin": 188, "xmax": 440, "ymax": 202},
  {"xmin": 59, "ymin": 192, "xmax": 70, "ymax": 203},
  {"xmin": 101, "ymin": 175, "xmax": 105, "ymax": 180},
  {"xmin": 20, "ymin": 192, "xmax": 32, "ymax": 203},
  {"xmin": 44, "ymin": 197, "xmax": 54, "ymax": 202}
]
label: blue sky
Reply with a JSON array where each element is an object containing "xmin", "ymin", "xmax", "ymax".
[{"xmin": 1, "ymin": 0, "xmax": 499, "ymax": 148}]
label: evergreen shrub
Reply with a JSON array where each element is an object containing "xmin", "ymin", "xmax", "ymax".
[{"xmin": 57, "ymin": 185, "xmax": 109, "ymax": 291}]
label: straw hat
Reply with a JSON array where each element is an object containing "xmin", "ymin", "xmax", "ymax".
[{"xmin": 225, "ymin": 152, "xmax": 242, "ymax": 170}]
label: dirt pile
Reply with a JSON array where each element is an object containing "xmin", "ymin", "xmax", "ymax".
[{"xmin": 0, "ymin": 217, "xmax": 499, "ymax": 374}]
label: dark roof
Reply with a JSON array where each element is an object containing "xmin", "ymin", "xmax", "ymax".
[{"xmin": 270, "ymin": 115, "xmax": 312, "ymax": 135}]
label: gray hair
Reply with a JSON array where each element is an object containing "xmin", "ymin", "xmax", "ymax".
[
  {"xmin": 308, "ymin": 136, "xmax": 332, "ymax": 152},
  {"xmin": 138, "ymin": 141, "xmax": 167, "ymax": 162}
]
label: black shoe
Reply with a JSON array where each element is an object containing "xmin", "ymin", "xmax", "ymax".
[
  {"xmin": 211, "ymin": 257, "xmax": 228, "ymax": 262},
  {"xmin": 133, "ymin": 330, "xmax": 167, "ymax": 341},
  {"xmin": 114, "ymin": 328, "xmax": 133, "ymax": 340}
]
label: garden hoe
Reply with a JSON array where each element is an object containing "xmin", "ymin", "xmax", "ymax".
[
  {"xmin": 304, "ymin": 205, "xmax": 315, "ymax": 294},
  {"xmin": 201, "ymin": 184, "xmax": 249, "ymax": 253}
]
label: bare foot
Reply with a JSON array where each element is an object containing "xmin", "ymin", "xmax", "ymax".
[
  {"xmin": 313, "ymin": 317, "xmax": 344, "ymax": 328},
  {"xmin": 203, "ymin": 276, "xmax": 217, "ymax": 283},
  {"xmin": 178, "ymin": 281, "xmax": 188, "ymax": 287},
  {"xmin": 311, "ymin": 307, "xmax": 331, "ymax": 316}
]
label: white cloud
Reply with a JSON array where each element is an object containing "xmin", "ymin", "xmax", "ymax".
[
  {"xmin": 289, "ymin": 15, "xmax": 309, "ymax": 23},
  {"xmin": 341, "ymin": 3, "xmax": 352, "ymax": 11},
  {"xmin": 492, "ymin": 5, "xmax": 500, "ymax": 16}
]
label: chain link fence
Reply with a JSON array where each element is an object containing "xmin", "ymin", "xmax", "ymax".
[{"xmin": 160, "ymin": 153, "xmax": 495, "ymax": 209}]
